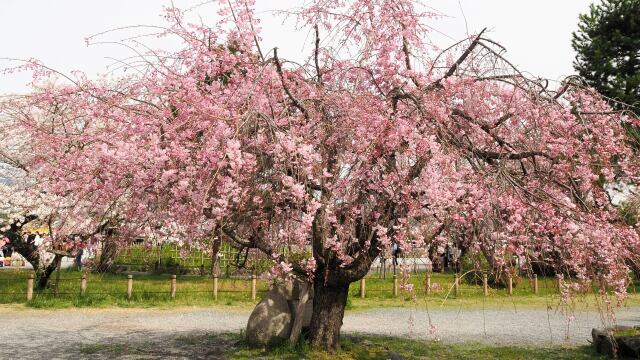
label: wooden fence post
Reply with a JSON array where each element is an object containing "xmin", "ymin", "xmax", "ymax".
[
  {"xmin": 359, "ymin": 278, "xmax": 366, "ymax": 299},
  {"xmin": 508, "ymin": 275, "xmax": 513, "ymax": 296},
  {"xmin": 426, "ymin": 273, "xmax": 431, "ymax": 295},
  {"xmin": 127, "ymin": 274, "xmax": 133, "ymax": 300},
  {"xmin": 213, "ymin": 275, "xmax": 219, "ymax": 300},
  {"xmin": 27, "ymin": 274, "xmax": 34, "ymax": 301},
  {"xmin": 483, "ymin": 274, "xmax": 488, "ymax": 296},
  {"xmin": 382, "ymin": 258, "xmax": 387, "ymax": 280},
  {"xmin": 251, "ymin": 275, "xmax": 257, "ymax": 301},
  {"xmin": 54, "ymin": 257, "xmax": 62, "ymax": 297},
  {"xmin": 392, "ymin": 274, "xmax": 398, "ymax": 297},
  {"xmin": 80, "ymin": 274, "xmax": 87, "ymax": 296},
  {"xmin": 533, "ymin": 274, "xmax": 538, "ymax": 295},
  {"xmin": 454, "ymin": 274, "xmax": 460, "ymax": 297},
  {"xmin": 170, "ymin": 275, "xmax": 177, "ymax": 299}
]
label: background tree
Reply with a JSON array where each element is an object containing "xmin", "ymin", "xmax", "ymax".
[
  {"xmin": 572, "ymin": 0, "xmax": 640, "ymax": 113},
  {"xmin": 0, "ymin": 100, "xmax": 120, "ymax": 286}
]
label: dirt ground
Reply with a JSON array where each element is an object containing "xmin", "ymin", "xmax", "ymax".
[{"xmin": 3, "ymin": 305, "xmax": 639, "ymax": 359}]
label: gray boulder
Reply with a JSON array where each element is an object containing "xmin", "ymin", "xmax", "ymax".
[
  {"xmin": 592, "ymin": 328, "xmax": 616, "ymax": 358},
  {"xmin": 619, "ymin": 336, "xmax": 640, "ymax": 358},
  {"xmin": 273, "ymin": 278, "xmax": 314, "ymax": 301},
  {"xmin": 592, "ymin": 326, "xmax": 640, "ymax": 358},
  {"xmin": 246, "ymin": 289, "xmax": 292, "ymax": 347},
  {"xmin": 289, "ymin": 299, "xmax": 313, "ymax": 328}
]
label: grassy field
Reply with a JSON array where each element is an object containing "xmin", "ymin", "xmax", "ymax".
[
  {"xmin": 76, "ymin": 332, "xmax": 605, "ymax": 359},
  {"xmin": 0, "ymin": 269, "xmax": 266, "ymax": 309},
  {"xmin": 112, "ymin": 243, "xmax": 272, "ymax": 275},
  {"xmin": 0, "ymin": 268, "xmax": 638, "ymax": 310},
  {"xmin": 232, "ymin": 335, "xmax": 605, "ymax": 360}
]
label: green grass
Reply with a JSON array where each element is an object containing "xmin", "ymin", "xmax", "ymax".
[
  {"xmin": 113, "ymin": 243, "xmax": 272, "ymax": 274},
  {"xmin": 114, "ymin": 243, "xmax": 213, "ymax": 270},
  {"xmin": 72, "ymin": 332, "xmax": 605, "ymax": 359},
  {"xmin": 231, "ymin": 334, "xmax": 605, "ymax": 359},
  {"xmin": 611, "ymin": 327, "xmax": 640, "ymax": 337},
  {"xmin": 0, "ymin": 269, "xmax": 268, "ymax": 309},
  {"xmin": 345, "ymin": 271, "xmax": 640, "ymax": 311},
  {"xmin": 1, "ymin": 268, "xmax": 638, "ymax": 311}
]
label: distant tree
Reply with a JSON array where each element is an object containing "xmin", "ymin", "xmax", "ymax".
[{"xmin": 572, "ymin": 0, "xmax": 640, "ymax": 113}]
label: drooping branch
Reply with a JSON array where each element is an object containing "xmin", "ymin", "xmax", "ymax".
[
  {"xmin": 273, "ymin": 48, "xmax": 310, "ymax": 120},
  {"xmin": 470, "ymin": 148, "xmax": 553, "ymax": 162},
  {"xmin": 427, "ymin": 27, "xmax": 487, "ymax": 90},
  {"xmin": 243, "ymin": 1, "xmax": 265, "ymax": 62},
  {"xmin": 450, "ymin": 109, "xmax": 514, "ymax": 150},
  {"xmin": 400, "ymin": 26, "xmax": 421, "ymax": 88},
  {"xmin": 314, "ymin": 25, "xmax": 323, "ymax": 85},
  {"xmin": 221, "ymin": 225, "xmax": 308, "ymax": 277}
]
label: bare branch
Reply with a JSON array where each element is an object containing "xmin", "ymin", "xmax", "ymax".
[
  {"xmin": 314, "ymin": 25, "xmax": 323, "ymax": 85},
  {"xmin": 427, "ymin": 27, "xmax": 487, "ymax": 91},
  {"xmin": 273, "ymin": 48, "xmax": 310, "ymax": 120}
]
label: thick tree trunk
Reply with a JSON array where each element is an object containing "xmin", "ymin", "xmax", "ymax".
[
  {"xmin": 37, "ymin": 254, "xmax": 62, "ymax": 290},
  {"xmin": 429, "ymin": 245, "xmax": 443, "ymax": 272},
  {"xmin": 2, "ymin": 215, "xmax": 41, "ymax": 273},
  {"xmin": 309, "ymin": 281, "xmax": 350, "ymax": 351},
  {"xmin": 211, "ymin": 236, "xmax": 222, "ymax": 276},
  {"xmin": 530, "ymin": 259, "xmax": 556, "ymax": 277},
  {"xmin": 2, "ymin": 217, "xmax": 63, "ymax": 290},
  {"xmin": 95, "ymin": 236, "xmax": 117, "ymax": 273},
  {"xmin": 8, "ymin": 233, "xmax": 41, "ymax": 273}
]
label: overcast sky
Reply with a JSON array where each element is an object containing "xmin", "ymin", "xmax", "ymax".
[{"xmin": 0, "ymin": 0, "xmax": 594, "ymax": 94}]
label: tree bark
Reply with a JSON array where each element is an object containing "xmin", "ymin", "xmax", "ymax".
[
  {"xmin": 211, "ymin": 236, "xmax": 222, "ymax": 276},
  {"xmin": 308, "ymin": 281, "xmax": 350, "ymax": 351},
  {"xmin": 95, "ymin": 235, "xmax": 118, "ymax": 273},
  {"xmin": 429, "ymin": 245, "xmax": 443, "ymax": 272},
  {"xmin": 2, "ymin": 215, "xmax": 40, "ymax": 271},
  {"xmin": 37, "ymin": 254, "xmax": 62, "ymax": 290},
  {"xmin": 6, "ymin": 231, "xmax": 41, "ymax": 273}
]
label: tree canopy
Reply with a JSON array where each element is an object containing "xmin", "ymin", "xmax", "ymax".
[
  {"xmin": 2, "ymin": 0, "xmax": 640, "ymax": 350},
  {"xmin": 572, "ymin": 0, "xmax": 640, "ymax": 112}
]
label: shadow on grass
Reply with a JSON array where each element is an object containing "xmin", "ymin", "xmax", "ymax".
[
  {"xmin": 69, "ymin": 332, "xmax": 606, "ymax": 360},
  {"xmin": 78, "ymin": 332, "xmax": 237, "ymax": 359}
]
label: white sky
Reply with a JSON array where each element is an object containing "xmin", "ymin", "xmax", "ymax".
[{"xmin": 0, "ymin": 0, "xmax": 594, "ymax": 95}]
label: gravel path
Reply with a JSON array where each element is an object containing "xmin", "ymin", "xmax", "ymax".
[
  {"xmin": 2, "ymin": 305, "xmax": 640, "ymax": 359},
  {"xmin": 343, "ymin": 307, "xmax": 640, "ymax": 345}
]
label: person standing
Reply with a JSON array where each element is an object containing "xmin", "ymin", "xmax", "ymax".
[
  {"xmin": 391, "ymin": 241, "xmax": 401, "ymax": 274},
  {"xmin": 74, "ymin": 245, "xmax": 84, "ymax": 271},
  {"xmin": 444, "ymin": 244, "xmax": 451, "ymax": 270}
]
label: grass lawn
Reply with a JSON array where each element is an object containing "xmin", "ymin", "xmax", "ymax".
[
  {"xmin": 0, "ymin": 269, "xmax": 266, "ymax": 309},
  {"xmin": 1, "ymin": 268, "xmax": 638, "ymax": 311},
  {"xmin": 233, "ymin": 335, "xmax": 606, "ymax": 360},
  {"xmin": 77, "ymin": 332, "xmax": 606, "ymax": 359}
]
